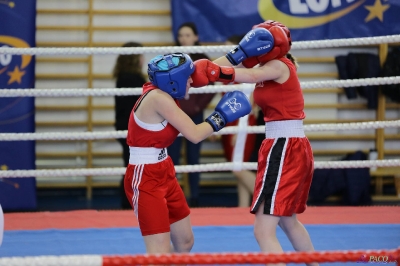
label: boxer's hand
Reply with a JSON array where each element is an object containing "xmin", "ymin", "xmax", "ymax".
[
  {"xmin": 242, "ymin": 26, "xmax": 291, "ymax": 68},
  {"xmin": 206, "ymin": 91, "xmax": 251, "ymax": 132},
  {"xmin": 225, "ymin": 28, "xmax": 274, "ymax": 66},
  {"xmin": 191, "ymin": 59, "xmax": 235, "ymax": 87}
]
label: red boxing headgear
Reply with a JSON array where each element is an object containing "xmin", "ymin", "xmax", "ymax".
[
  {"xmin": 253, "ymin": 20, "xmax": 292, "ymax": 47},
  {"xmin": 242, "ymin": 20, "xmax": 292, "ymax": 68}
]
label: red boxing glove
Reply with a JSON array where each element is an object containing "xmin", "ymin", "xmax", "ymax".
[
  {"xmin": 191, "ymin": 59, "xmax": 235, "ymax": 87},
  {"xmin": 242, "ymin": 20, "xmax": 292, "ymax": 68}
]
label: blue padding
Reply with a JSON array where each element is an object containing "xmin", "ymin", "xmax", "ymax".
[{"xmin": 1, "ymin": 225, "xmax": 399, "ymax": 266}]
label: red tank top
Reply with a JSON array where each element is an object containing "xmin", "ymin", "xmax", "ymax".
[
  {"xmin": 126, "ymin": 82, "xmax": 180, "ymax": 148},
  {"xmin": 253, "ymin": 57, "xmax": 305, "ymax": 122}
]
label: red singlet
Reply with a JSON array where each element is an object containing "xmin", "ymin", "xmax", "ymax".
[{"xmin": 253, "ymin": 57, "xmax": 305, "ymax": 122}]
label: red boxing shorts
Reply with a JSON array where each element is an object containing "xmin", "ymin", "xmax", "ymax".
[
  {"xmin": 124, "ymin": 154, "xmax": 190, "ymax": 236},
  {"xmin": 250, "ymin": 121, "xmax": 314, "ymax": 216}
]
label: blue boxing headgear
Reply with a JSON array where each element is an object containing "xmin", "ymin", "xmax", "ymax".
[{"xmin": 147, "ymin": 53, "xmax": 195, "ymax": 99}]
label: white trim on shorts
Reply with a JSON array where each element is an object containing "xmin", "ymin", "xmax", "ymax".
[
  {"xmin": 131, "ymin": 164, "xmax": 144, "ymax": 218},
  {"xmin": 269, "ymin": 138, "xmax": 289, "ymax": 214}
]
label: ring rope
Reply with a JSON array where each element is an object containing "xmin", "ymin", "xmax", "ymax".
[
  {"xmin": 1, "ymin": 36, "xmax": 398, "ymax": 182},
  {"xmin": 0, "ymin": 120, "xmax": 399, "ymax": 141},
  {"xmin": 0, "ymin": 248, "xmax": 398, "ymax": 266},
  {"xmin": 98, "ymin": 249, "xmax": 400, "ymax": 265},
  {"xmin": 1, "ymin": 159, "xmax": 399, "ymax": 178},
  {"xmin": 0, "ymin": 34, "xmax": 400, "ymax": 55},
  {"xmin": 1, "ymin": 76, "xmax": 400, "ymax": 97}
]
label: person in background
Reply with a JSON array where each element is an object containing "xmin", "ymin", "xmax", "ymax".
[
  {"xmin": 123, "ymin": 52, "xmax": 252, "ymax": 254},
  {"xmin": 168, "ymin": 22, "xmax": 215, "ymax": 207},
  {"xmin": 191, "ymin": 21, "xmax": 318, "ymax": 266},
  {"xmin": 112, "ymin": 41, "xmax": 147, "ymax": 209}
]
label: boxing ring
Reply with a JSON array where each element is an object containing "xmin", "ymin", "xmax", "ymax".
[{"xmin": 1, "ymin": 35, "xmax": 400, "ymax": 265}]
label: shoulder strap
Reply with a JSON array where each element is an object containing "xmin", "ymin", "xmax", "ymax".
[
  {"xmin": 133, "ymin": 89, "xmax": 153, "ymax": 112},
  {"xmin": 133, "ymin": 88, "xmax": 182, "ymax": 112}
]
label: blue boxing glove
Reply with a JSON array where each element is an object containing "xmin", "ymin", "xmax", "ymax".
[
  {"xmin": 206, "ymin": 91, "xmax": 252, "ymax": 132},
  {"xmin": 226, "ymin": 28, "xmax": 274, "ymax": 66}
]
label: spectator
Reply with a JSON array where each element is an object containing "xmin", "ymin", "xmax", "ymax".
[
  {"xmin": 168, "ymin": 22, "xmax": 215, "ymax": 207},
  {"xmin": 112, "ymin": 41, "xmax": 147, "ymax": 209},
  {"xmin": 220, "ymin": 35, "xmax": 263, "ymax": 207}
]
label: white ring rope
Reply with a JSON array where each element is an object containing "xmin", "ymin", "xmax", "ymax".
[
  {"xmin": 1, "ymin": 77, "xmax": 400, "ymax": 97},
  {"xmin": 0, "ymin": 255, "xmax": 102, "ymax": 266},
  {"xmin": 0, "ymin": 120, "xmax": 399, "ymax": 141},
  {"xmin": 0, "ymin": 159, "xmax": 400, "ymax": 178},
  {"xmin": 0, "ymin": 160, "xmax": 399, "ymax": 178},
  {"xmin": 1, "ymin": 35, "xmax": 399, "ymax": 179},
  {"xmin": 232, "ymin": 87, "xmax": 252, "ymax": 171},
  {"xmin": 0, "ymin": 34, "xmax": 400, "ymax": 55}
]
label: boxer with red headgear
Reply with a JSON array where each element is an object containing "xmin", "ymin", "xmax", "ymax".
[
  {"xmin": 191, "ymin": 24, "xmax": 318, "ymax": 265},
  {"xmin": 242, "ymin": 20, "xmax": 292, "ymax": 68}
]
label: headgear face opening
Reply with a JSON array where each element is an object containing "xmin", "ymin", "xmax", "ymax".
[{"xmin": 147, "ymin": 53, "xmax": 194, "ymax": 99}]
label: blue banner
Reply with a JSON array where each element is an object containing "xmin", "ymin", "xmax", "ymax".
[
  {"xmin": 0, "ymin": 0, "xmax": 37, "ymax": 211},
  {"xmin": 171, "ymin": 0, "xmax": 400, "ymax": 42}
]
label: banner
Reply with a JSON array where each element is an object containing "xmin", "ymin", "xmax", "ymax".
[
  {"xmin": 0, "ymin": 0, "xmax": 37, "ymax": 211},
  {"xmin": 171, "ymin": 0, "xmax": 400, "ymax": 42}
]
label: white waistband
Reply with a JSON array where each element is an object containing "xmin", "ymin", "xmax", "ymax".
[
  {"xmin": 265, "ymin": 120, "xmax": 305, "ymax": 138},
  {"xmin": 129, "ymin": 147, "xmax": 168, "ymax": 165}
]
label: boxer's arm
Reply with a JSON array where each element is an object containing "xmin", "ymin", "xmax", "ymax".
[
  {"xmin": 193, "ymin": 57, "xmax": 285, "ymax": 86},
  {"xmin": 233, "ymin": 60, "xmax": 285, "ymax": 84},
  {"xmin": 213, "ymin": 56, "xmax": 234, "ymax": 67},
  {"xmin": 148, "ymin": 90, "xmax": 214, "ymax": 144}
]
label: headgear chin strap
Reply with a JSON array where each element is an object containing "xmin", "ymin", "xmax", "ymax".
[{"xmin": 147, "ymin": 53, "xmax": 195, "ymax": 99}]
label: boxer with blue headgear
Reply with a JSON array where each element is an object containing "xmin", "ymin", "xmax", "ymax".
[
  {"xmin": 123, "ymin": 51, "xmax": 251, "ymax": 255},
  {"xmin": 147, "ymin": 53, "xmax": 194, "ymax": 99}
]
